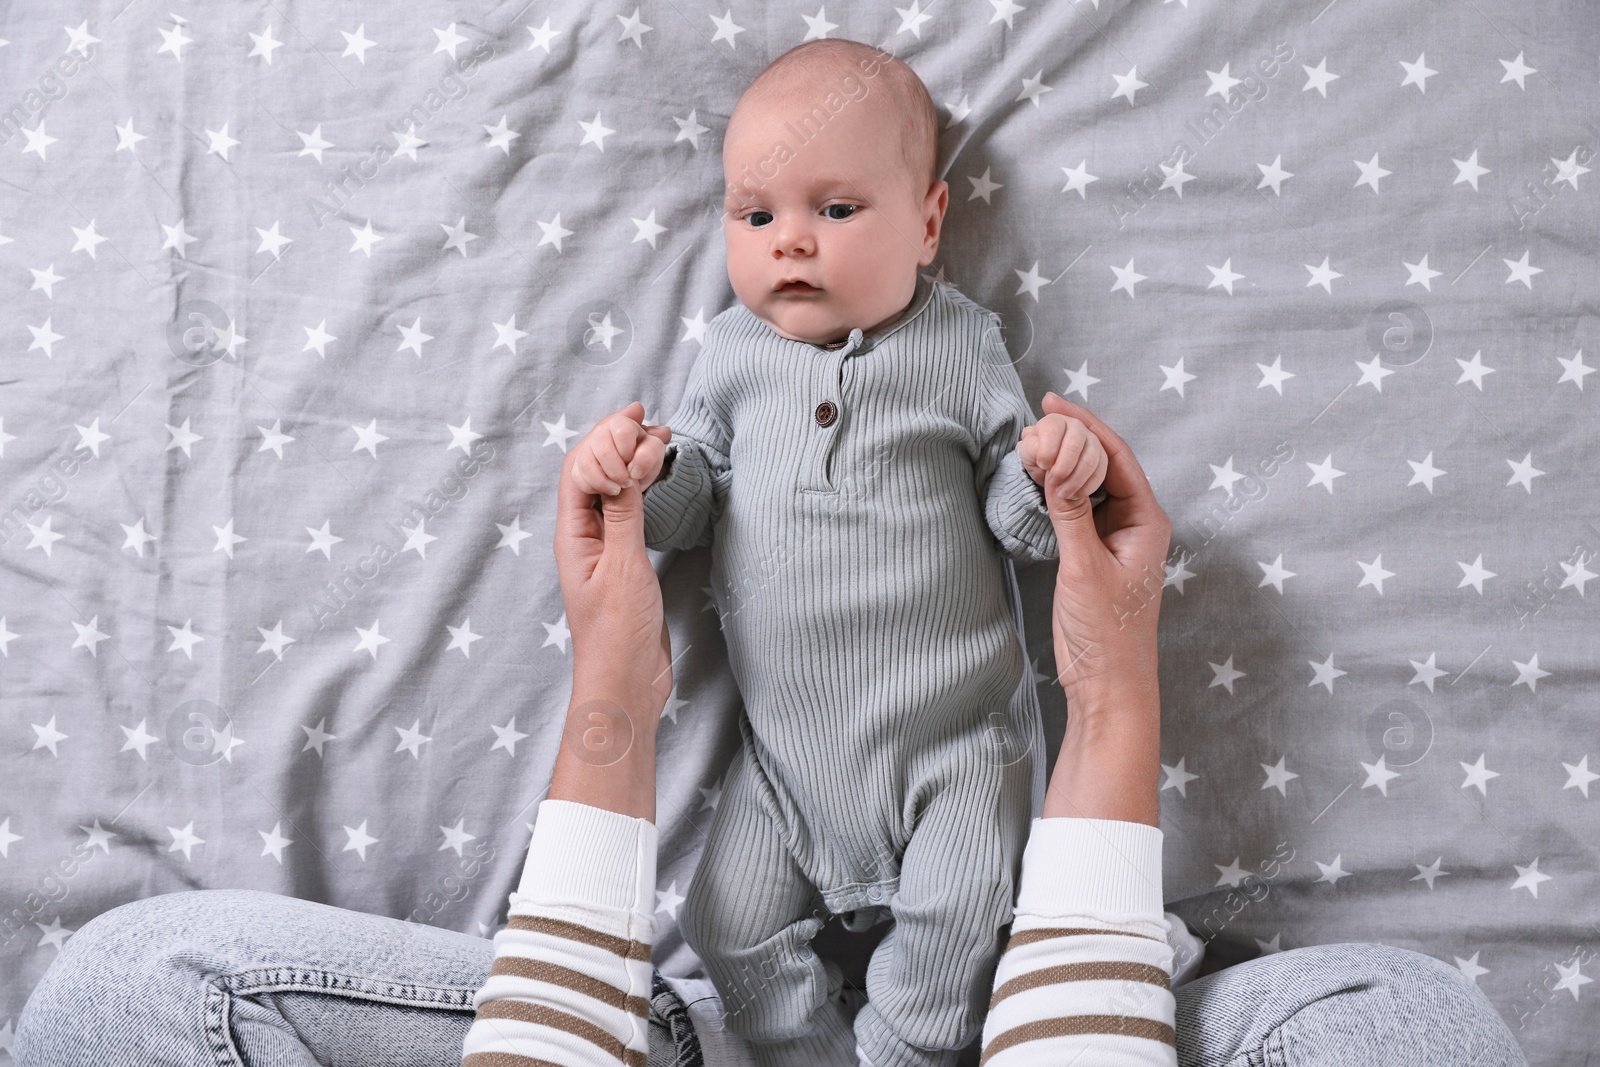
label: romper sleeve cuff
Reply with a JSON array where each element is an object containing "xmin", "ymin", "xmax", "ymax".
[{"xmin": 642, "ymin": 440, "xmax": 713, "ymax": 549}]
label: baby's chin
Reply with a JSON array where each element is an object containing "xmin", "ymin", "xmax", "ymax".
[
  {"xmin": 747, "ymin": 296, "xmax": 902, "ymax": 345},
  {"xmin": 746, "ymin": 301, "xmax": 847, "ymax": 345}
]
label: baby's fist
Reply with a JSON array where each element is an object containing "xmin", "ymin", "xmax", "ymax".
[
  {"xmin": 1018, "ymin": 413, "xmax": 1108, "ymax": 506},
  {"xmin": 572, "ymin": 402, "xmax": 672, "ymax": 498}
]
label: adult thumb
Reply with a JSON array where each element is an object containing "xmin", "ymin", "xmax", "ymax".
[
  {"xmin": 1046, "ymin": 479, "xmax": 1104, "ymax": 563},
  {"xmin": 599, "ymin": 480, "xmax": 645, "ymax": 543}
]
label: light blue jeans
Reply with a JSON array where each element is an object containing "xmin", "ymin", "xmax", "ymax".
[{"xmin": 15, "ymin": 888, "xmax": 1527, "ymax": 1066}]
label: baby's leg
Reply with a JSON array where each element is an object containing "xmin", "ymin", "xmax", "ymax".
[
  {"xmin": 680, "ymin": 738, "xmax": 858, "ymax": 1066},
  {"xmin": 853, "ymin": 777, "xmax": 1024, "ymax": 1067}
]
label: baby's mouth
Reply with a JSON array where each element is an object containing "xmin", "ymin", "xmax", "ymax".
[{"xmin": 775, "ymin": 279, "xmax": 822, "ymax": 294}]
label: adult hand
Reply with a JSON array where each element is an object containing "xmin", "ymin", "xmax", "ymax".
[
  {"xmin": 550, "ymin": 402, "xmax": 674, "ymax": 820},
  {"xmin": 1036, "ymin": 391, "xmax": 1171, "ymax": 699},
  {"xmin": 1035, "ymin": 392, "xmax": 1171, "ymax": 825}
]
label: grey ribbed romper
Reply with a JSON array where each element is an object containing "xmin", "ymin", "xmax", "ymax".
[{"xmin": 641, "ymin": 274, "xmax": 1063, "ymax": 1067}]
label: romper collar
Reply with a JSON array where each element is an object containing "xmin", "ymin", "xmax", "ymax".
[{"xmin": 804, "ymin": 272, "xmax": 936, "ymax": 355}]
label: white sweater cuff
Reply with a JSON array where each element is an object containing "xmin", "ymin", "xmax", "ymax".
[
  {"xmin": 513, "ymin": 799, "xmax": 658, "ymax": 915},
  {"xmin": 1015, "ymin": 816, "xmax": 1164, "ymax": 920}
]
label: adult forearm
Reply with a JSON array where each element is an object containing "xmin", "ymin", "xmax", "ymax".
[
  {"xmin": 547, "ymin": 680, "xmax": 660, "ymax": 822},
  {"xmin": 1042, "ymin": 671, "xmax": 1161, "ymax": 826}
]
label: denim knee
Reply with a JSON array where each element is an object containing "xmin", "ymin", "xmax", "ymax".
[
  {"xmin": 1310, "ymin": 942, "xmax": 1526, "ymax": 1067},
  {"xmin": 16, "ymin": 891, "xmax": 219, "ymax": 1065}
]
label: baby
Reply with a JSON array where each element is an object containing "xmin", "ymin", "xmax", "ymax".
[{"xmin": 571, "ymin": 39, "xmax": 1106, "ymax": 1067}]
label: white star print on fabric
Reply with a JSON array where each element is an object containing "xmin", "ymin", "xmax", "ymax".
[
  {"xmin": 526, "ymin": 18, "xmax": 561, "ymax": 53},
  {"xmin": 23, "ymin": 122, "xmax": 59, "ymax": 160},
  {"xmin": 156, "ymin": 23, "xmax": 192, "ymax": 61},
  {"xmin": 1455, "ymin": 350, "xmax": 1496, "ymax": 389},
  {"xmin": 1207, "ymin": 655, "xmax": 1245, "ymax": 694},
  {"xmin": 896, "ymin": 2, "xmax": 934, "ymax": 39},
  {"xmin": 259, "ymin": 823, "xmax": 292, "ymax": 863},
  {"xmin": 1406, "ymin": 453, "xmax": 1445, "ymax": 493},
  {"xmin": 1564, "ymin": 757, "xmax": 1600, "ymax": 797},
  {"xmin": 1060, "ymin": 161, "xmax": 1097, "ymax": 197},
  {"xmin": 167, "ymin": 822, "xmax": 204, "ymax": 861},
  {"xmin": 1014, "ymin": 262, "xmax": 1049, "ymax": 300},
  {"xmin": 1261, "ymin": 757, "xmax": 1298, "ymax": 795},
  {"xmin": 1213, "ymin": 858, "xmax": 1248, "ymax": 888},
  {"xmin": 353, "ymin": 620, "xmax": 390, "ymax": 659},
  {"xmin": 1315, "ymin": 855, "xmax": 1351, "ymax": 886},
  {"xmin": 1511, "ymin": 654, "xmax": 1550, "ymax": 692},
  {"xmin": 1457, "ymin": 554, "xmax": 1495, "ymax": 595},
  {"xmin": 114, "ymin": 118, "xmax": 146, "ymax": 154},
  {"xmin": 578, "ymin": 113, "xmax": 615, "ymax": 151},
  {"xmin": 397, "ymin": 318, "xmax": 433, "ymax": 357},
  {"xmin": 1257, "ymin": 356, "xmax": 1293, "ymax": 393},
  {"xmin": 1308, "ymin": 654, "xmax": 1347, "ymax": 693},
  {"xmin": 1400, "ymin": 53, "xmax": 1438, "ymax": 93},
  {"xmin": 490, "ymin": 717, "xmax": 528, "ymax": 755},
  {"xmin": 1361, "ymin": 757, "xmax": 1401, "ymax": 796},
  {"xmin": 1412, "ymin": 858, "xmax": 1449, "ymax": 889},
  {"xmin": 1453, "ymin": 150, "xmax": 1490, "ymax": 190},
  {"xmin": 32, "ymin": 717, "xmax": 68, "ymax": 757},
  {"xmin": 433, "ymin": 23, "xmax": 467, "ymax": 59},
  {"xmin": 1510, "ymin": 859, "xmax": 1551, "ymax": 897},
  {"xmin": 1556, "ymin": 350, "xmax": 1594, "ymax": 390},
  {"xmin": 1306, "ymin": 455, "xmax": 1345, "ymax": 493},
  {"xmin": 342, "ymin": 820, "xmax": 378, "ymax": 860},
  {"xmin": 257, "ymin": 621, "xmax": 296, "ymax": 659},
  {"xmin": 1304, "ymin": 257, "xmax": 1342, "ymax": 293},
  {"xmin": 656, "ymin": 881, "xmax": 687, "ymax": 919},
  {"xmin": 341, "ymin": 25, "xmax": 375, "ymax": 62},
  {"xmin": 616, "ymin": 10, "xmax": 651, "ymax": 48},
  {"xmin": 1410, "ymin": 653, "xmax": 1448, "ymax": 691},
  {"xmin": 801, "ymin": 7, "xmax": 838, "ymax": 40},
  {"xmin": 1111, "ymin": 66, "xmax": 1147, "ymax": 106},
  {"xmin": 440, "ymin": 217, "xmax": 478, "ymax": 256},
  {"xmin": 1257, "ymin": 554, "xmax": 1295, "ymax": 594},
  {"xmin": 708, "ymin": 11, "xmax": 745, "ymax": 48},
  {"xmin": 495, "ymin": 517, "xmax": 533, "ymax": 554},
  {"xmin": 1205, "ymin": 258, "xmax": 1243, "ymax": 294},
  {"xmin": 1063, "ymin": 360, "xmax": 1100, "ymax": 398},
  {"xmin": 439, "ymin": 818, "xmax": 476, "ymax": 856},
  {"xmin": 1110, "ymin": 259, "xmax": 1146, "ymax": 297},
  {"xmin": 1302, "ymin": 57, "xmax": 1339, "ymax": 96},
  {"xmin": 1256, "ymin": 155, "xmax": 1292, "ymax": 195},
  {"xmin": 1160, "ymin": 758, "xmax": 1199, "ymax": 796},
  {"xmin": 301, "ymin": 719, "xmax": 337, "ymax": 756},
  {"xmin": 1499, "ymin": 52, "xmax": 1536, "ymax": 89},
  {"xmin": 1460, "ymin": 755, "xmax": 1501, "ymax": 795}
]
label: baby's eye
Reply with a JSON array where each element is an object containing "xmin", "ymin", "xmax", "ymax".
[
  {"xmin": 746, "ymin": 210, "xmax": 774, "ymax": 228},
  {"xmin": 823, "ymin": 204, "xmax": 857, "ymax": 221}
]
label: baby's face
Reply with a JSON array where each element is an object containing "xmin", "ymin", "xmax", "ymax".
[{"xmin": 722, "ymin": 87, "xmax": 947, "ymax": 345}]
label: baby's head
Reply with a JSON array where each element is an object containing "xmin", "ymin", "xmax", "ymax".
[{"xmin": 723, "ymin": 40, "xmax": 948, "ymax": 345}]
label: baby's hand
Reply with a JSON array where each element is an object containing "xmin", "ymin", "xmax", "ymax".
[
  {"xmin": 572, "ymin": 402, "xmax": 672, "ymax": 498},
  {"xmin": 1018, "ymin": 413, "xmax": 1108, "ymax": 507}
]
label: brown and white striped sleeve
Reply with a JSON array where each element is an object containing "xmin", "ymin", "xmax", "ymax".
[
  {"xmin": 462, "ymin": 799, "xmax": 658, "ymax": 1067},
  {"xmin": 979, "ymin": 817, "xmax": 1179, "ymax": 1067}
]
